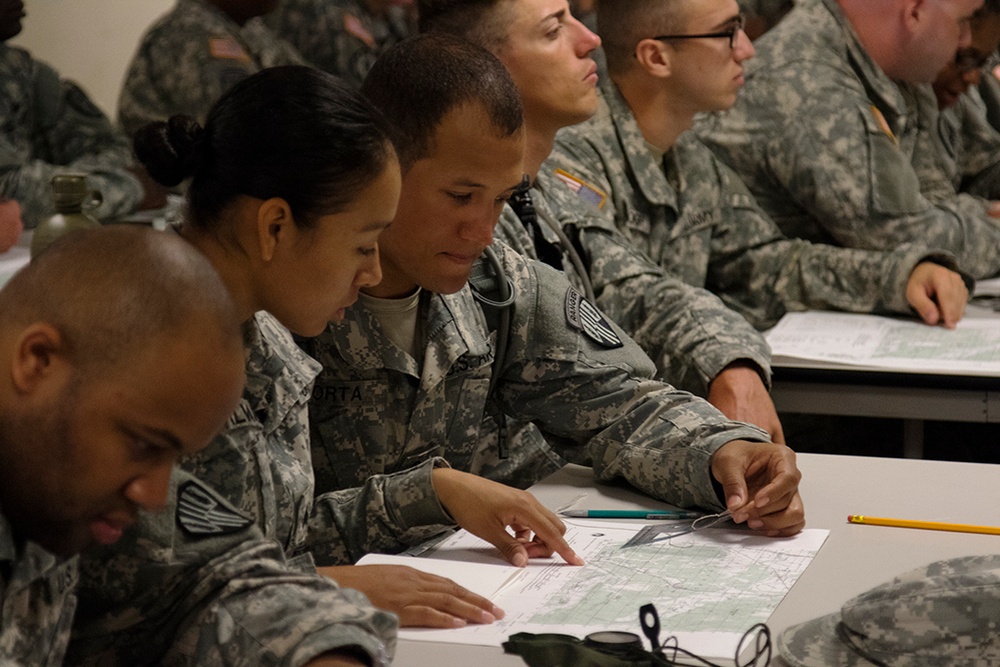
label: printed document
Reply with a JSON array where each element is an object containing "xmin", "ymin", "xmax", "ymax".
[
  {"xmin": 765, "ymin": 311, "xmax": 1000, "ymax": 375},
  {"xmin": 360, "ymin": 522, "xmax": 828, "ymax": 662}
]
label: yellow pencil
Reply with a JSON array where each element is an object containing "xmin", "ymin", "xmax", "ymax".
[{"xmin": 847, "ymin": 515, "xmax": 1000, "ymax": 536}]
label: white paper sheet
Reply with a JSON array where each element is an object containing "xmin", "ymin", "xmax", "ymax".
[
  {"xmin": 765, "ymin": 311, "xmax": 1000, "ymax": 375},
  {"xmin": 365, "ymin": 522, "xmax": 828, "ymax": 663}
]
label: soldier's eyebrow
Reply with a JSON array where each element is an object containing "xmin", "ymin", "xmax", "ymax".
[{"xmin": 709, "ymin": 13, "xmax": 742, "ymax": 32}]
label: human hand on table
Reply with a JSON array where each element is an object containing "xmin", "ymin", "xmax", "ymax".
[
  {"xmin": 432, "ymin": 468, "xmax": 585, "ymax": 567},
  {"xmin": 710, "ymin": 440, "xmax": 804, "ymax": 537},
  {"xmin": 906, "ymin": 262, "xmax": 968, "ymax": 329},
  {"xmin": 318, "ymin": 563, "xmax": 503, "ymax": 628},
  {"xmin": 707, "ymin": 361, "xmax": 785, "ymax": 444}
]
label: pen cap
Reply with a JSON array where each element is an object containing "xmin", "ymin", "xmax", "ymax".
[{"xmin": 778, "ymin": 554, "xmax": 1000, "ymax": 666}]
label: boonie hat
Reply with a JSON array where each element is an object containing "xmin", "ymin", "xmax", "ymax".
[{"xmin": 778, "ymin": 554, "xmax": 1000, "ymax": 666}]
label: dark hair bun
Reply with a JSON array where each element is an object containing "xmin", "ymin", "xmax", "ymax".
[{"xmin": 133, "ymin": 115, "xmax": 205, "ymax": 187}]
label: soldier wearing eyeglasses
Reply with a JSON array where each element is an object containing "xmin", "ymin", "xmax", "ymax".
[
  {"xmin": 696, "ymin": 0, "xmax": 1000, "ymax": 280},
  {"xmin": 545, "ymin": 0, "xmax": 969, "ymax": 335}
]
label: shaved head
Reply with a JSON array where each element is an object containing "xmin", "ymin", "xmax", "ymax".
[
  {"xmin": 0, "ymin": 226, "xmax": 241, "ymax": 375},
  {"xmin": 598, "ymin": 0, "xmax": 688, "ymax": 75}
]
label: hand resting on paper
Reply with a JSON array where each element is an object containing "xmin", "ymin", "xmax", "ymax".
[
  {"xmin": 319, "ymin": 469, "xmax": 583, "ymax": 628},
  {"xmin": 711, "ymin": 440, "xmax": 804, "ymax": 538},
  {"xmin": 319, "ymin": 562, "xmax": 504, "ymax": 628},
  {"xmin": 906, "ymin": 262, "xmax": 968, "ymax": 329}
]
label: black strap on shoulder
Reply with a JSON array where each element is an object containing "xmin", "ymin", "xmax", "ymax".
[{"xmin": 469, "ymin": 246, "xmax": 514, "ymax": 459}]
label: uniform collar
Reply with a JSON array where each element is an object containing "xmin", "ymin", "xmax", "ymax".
[
  {"xmin": 817, "ymin": 0, "xmax": 908, "ymax": 119},
  {"xmin": 332, "ymin": 278, "xmax": 494, "ymax": 383},
  {"xmin": 603, "ymin": 80, "xmax": 680, "ymax": 210},
  {"xmin": 239, "ymin": 312, "xmax": 321, "ymax": 433}
]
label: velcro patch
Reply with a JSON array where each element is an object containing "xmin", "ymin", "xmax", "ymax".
[
  {"xmin": 553, "ymin": 168, "xmax": 607, "ymax": 209},
  {"xmin": 176, "ymin": 480, "xmax": 252, "ymax": 537},
  {"xmin": 209, "ymin": 37, "xmax": 250, "ymax": 62},
  {"xmin": 344, "ymin": 14, "xmax": 376, "ymax": 49},
  {"xmin": 869, "ymin": 105, "xmax": 896, "ymax": 144},
  {"xmin": 565, "ymin": 287, "xmax": 623, "ymax": 348}
]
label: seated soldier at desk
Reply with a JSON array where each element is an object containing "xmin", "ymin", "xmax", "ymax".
[
  {"xmin": 545, "ymin": 0, "xmax": 969, "ymax": 332},
  {"xmin": 118, "ymin": 0, "xmax": 305, "ymax": 137},
  {"xmin": 0, "ymin": 0, "xmax": 165, "ymax": 228},
  {"xmin": 921, "ymin": 0, "xmax": 1000, "ymax": 201},
  {"xmin": 696, "ymin": 0, "xmax": 1000, "ymax": 280},
  {"xmin": 302, "ymin": 35, "xmax": 805, "ymax": 598},
  {"xmin": 0, "ymin": 225, "xmax": 246, "ymax": 665}
]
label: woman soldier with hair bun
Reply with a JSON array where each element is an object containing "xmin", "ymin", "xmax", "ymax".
[{"xmin": 67, "ymin": 65, "xmax": 577, "ymax": 667}]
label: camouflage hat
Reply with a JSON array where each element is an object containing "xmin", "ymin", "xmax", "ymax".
[{"xmin": 778, "ymin": 554, "xmax": 1000, "ymax": 666}]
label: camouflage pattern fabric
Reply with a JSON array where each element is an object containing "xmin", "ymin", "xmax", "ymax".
[
  {"xmin": 0, "ymin": 44, "xmax": 142, "ymax": 228},
  {"xmin": 924, "ymin": 84, "xmax": 1000, "ymax": 200},
  {"xmin": 779, "ymin": 554, "xmax": 1000, "ymax": 666},
  {"xmin": 696, "ymin": 0, "xmax": 1000, "ymax": 279},
  {"xmin": 266, "ymin": 0, "xmax": 414, "ymax": 88},
  {"xmin": 497, "ymin": 176, "xmax": 773, "ymax": 396},
  {"xmin": 304, "ymin": 240, "xmax": 772, "ymax": 564},
  {"xmin": 65, "ymin": 313, "xmax": 396, "ymax": 665},
  {"xmin": 547, "ymin": 82, "xmax": 961, "ymax": 331},
  {"xmin": 0, "ymin": 511, "xmax": 78, "ymax": 666},
  {"xmin": 118, "ymin": 0, "xmax": 306, "ymax": 137}
]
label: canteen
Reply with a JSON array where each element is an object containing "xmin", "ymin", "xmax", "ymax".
[{"xmin": 31, "ymin": 172, "xmax": 101, "ymax": 257}]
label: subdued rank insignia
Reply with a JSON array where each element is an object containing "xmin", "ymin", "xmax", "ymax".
[
  {"xmin": 869, "ymin": 105, "xmax": 896, "ymax": 144},
  {"xmin": 565, "ymin": 287, "xmax": 623, "ymax": 348},
  {"xmin": 176, "ymin": 480, "xmax": 252, "ymax": 536}
]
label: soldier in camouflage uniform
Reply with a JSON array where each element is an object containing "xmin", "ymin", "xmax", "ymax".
[
  {"xmin": 305, "ymin": 34, "xmax": 805, "ymax": 561},
  {"xmin": 69, "ymin": 66, "xmax": 577, "ymax": 659},
  {"xmin": 0, "ymin": 1, "xmax": 144, "ymax": 227},
  {"xmin": 266, "ymin": 0, "xmax": 415, "ymax": 88},
  {"xmin": 0, "ymin": 226, "xmax": 247, "ymax": 665},
  {"xmin": 696, "ymin": 0, "xmax": 1000, "ymax": 280},
  {"xmin": 424, "ymin": 0, "xmax": 787, "ymax": 441},
  {"xmin": 926, "ymin": 0, "xmax": 1000, "ymax": 199},
  {"xmin": 545, "ymin": 0, "xmax": 969, "ymax": 333},
  {"xmin": 118, "ymin": 0, "xmax": 306, "ymax": 137}
]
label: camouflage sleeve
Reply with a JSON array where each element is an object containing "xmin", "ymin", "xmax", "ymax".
[
  {"xmin": 950, "ymin": 89, "xmax": 1000, "ymax": 200},
  {"xmin": 0, "ymin": 61, "xmax": 141, "ymax": 227},
  {"xmin": 303, "ymin": 458, "xmax": 456, "ymax": 566},
  {"xmin": 495, "ymin": 245, "xmax": 771, "ymax": 511},
  {"xmin": 539, "ymin": 152, "xmax": 771, "ymax": 394},
  {"xmin": 66, "ymin": 471, "xmax": 395, "ymax": 667},
  {"xmin": 707, "ymin": 157, "xmax": 964, "ymax": 329},
  {"xmin": 118, "ymin": 26, "xmax": 258, "ymax": 137},
  {"xmin": 761, "ymin": 94, "xmax": 1000, "ymax": 279},
  {"xmin": 575, "ymin": 223, "xmax": 771, "ymax": 394}
]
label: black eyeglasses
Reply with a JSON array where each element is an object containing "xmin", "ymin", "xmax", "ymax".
[
  {"xmin": 954, "ymin": 47, "xmax": 991, "ymax": 73},
  {"xmin": 652, "ymin": 14, "xmax": 746, "ymax": 49}
]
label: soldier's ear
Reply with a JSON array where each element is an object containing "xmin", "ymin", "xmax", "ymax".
[
  {"xmin": 255, "ymin": 197, "xmax": 294, "ymax": 263},
  {"xmin": 10, "ymin": 323, "xmax": 69, "ymax": 396},
  {"xmin": 635, "ymin": 38, "xmax": 671, "ymax": 78}
]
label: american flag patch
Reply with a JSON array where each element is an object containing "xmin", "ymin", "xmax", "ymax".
[
  {"xmin": 344, "ymin": 14, "xmax": 376, "ymax": 48},
  {"xmin": 553, "ymin": 169, "xmax": 607, "ymax": 209},
  {"xmin": 209, "ymin": 37, "xmax": 250, "ymax": 62},
  {"xmin": 176, "ymin": 480, "xmax": 252, "ymax": 536},
  {"xmin": 565, "ymin": 287, "xmax": 623, "ymax": 349}
]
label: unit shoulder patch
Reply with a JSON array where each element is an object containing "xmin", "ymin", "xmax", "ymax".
[
  {"xmin": 553, "ymin": 168, "xmax": 607, "ymax": 209},
  {"xmin": 565, "ymin": 287, "xmax": 623, "ymax": 348},
  {"xmin": 176, "ymin": 480, "xmax": 253, "ymax": 537}
]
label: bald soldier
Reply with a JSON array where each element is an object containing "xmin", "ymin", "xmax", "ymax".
[
  {"xmin": 0, "ymin": 225, "xmax": 246, "ymax": 665},
  {"xmin": 697, "ymin": 0, "xmax": 1000, "ymax": 279}
]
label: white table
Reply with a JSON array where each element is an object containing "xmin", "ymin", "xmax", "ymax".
[
  {"xmin": 768, "ymin": 306, "xmax": 1000, "ymax": 458},
  {"xmin": 393, "ymin": 454, "xmax": 1000, "ymax": 664}
]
